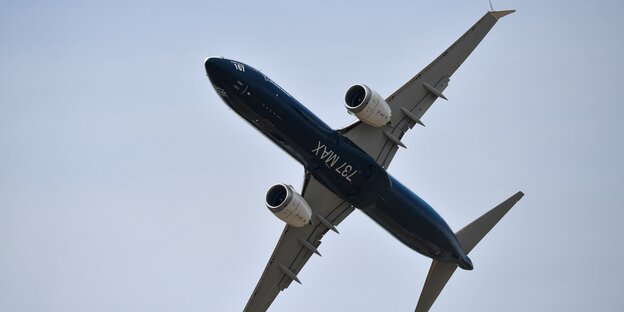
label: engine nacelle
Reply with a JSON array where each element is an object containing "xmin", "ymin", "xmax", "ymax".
[
  {"xmin": 265, "ymin": 184, "xmax": 312, "ymax": 227},
  {"xmin": 344, "ymin": 84, "xmax": 392, "ymax": 127}
]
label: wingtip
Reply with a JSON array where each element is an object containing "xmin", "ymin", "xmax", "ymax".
[{"xmin": 489, "ymin": 9, "xmax": 516, "ymax": 20}]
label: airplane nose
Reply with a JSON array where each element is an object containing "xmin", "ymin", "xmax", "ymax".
[{"xmin": 205, "ymin": 57, "xmax": 227, "ymax": 81}]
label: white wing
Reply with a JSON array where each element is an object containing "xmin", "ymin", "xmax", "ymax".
[
  {"xmin": 341, "ymin": 10, "xmax": 515, "ymax": 169},
  {"xmin": 243, "ymin": 173, "xmax": 353, "ymax": 311}
]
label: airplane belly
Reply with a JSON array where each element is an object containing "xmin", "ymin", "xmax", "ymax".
[
  {"xmin": 364, "ymin": 176, "xmax": 466, "ymax": 264},
  {"xmin": 305, "ymin": 134, "xmax": 391, "ymax": 208}
]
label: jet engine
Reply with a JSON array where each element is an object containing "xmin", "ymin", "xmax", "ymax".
[
  {"xmin": 265, "ymin": 184, "xmax": 312, "ymax": 227},
  {"xmin": 344, "ymin": 84, "xmax": 391, "ymax": 127}
]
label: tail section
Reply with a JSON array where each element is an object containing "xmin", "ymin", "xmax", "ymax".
[
  {"xmin": 456, "ymin": 191, "xmax": 524, "ymax": 254},
  {"xmin": 415, "ymin": 191, "xmax": 524, "ymax": 312},
  {"xmin": 415, "ymin": 260, "xmax": 458, "ymax": 312}
]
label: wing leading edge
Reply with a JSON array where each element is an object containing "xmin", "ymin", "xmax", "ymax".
[
  {"xmin": 243, "ymin": 173, "xmax": 354, "ymax": 311},
  {"xmin": 342, "ymin": 10, "xmax": 515, "ymax": 169}
]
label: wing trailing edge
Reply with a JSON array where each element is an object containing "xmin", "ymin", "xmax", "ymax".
[{"xmin": 414, "ymin": 191, "xmax": 524, "ymax": 312}]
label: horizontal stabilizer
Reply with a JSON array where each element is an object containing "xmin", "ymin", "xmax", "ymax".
[
  {"xmin": 456, "ymin": 191, "xmax": 524, "ymax": 254},
  {"xmin": 415, "ymin": 191, "xmax": 524, "ymax": 312},
  {"xmin": 415, "ymin": 260, "xmax": 458, "ymax": 312}
]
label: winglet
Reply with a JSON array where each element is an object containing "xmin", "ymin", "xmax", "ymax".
[{"xmin": 489, "ymin": 10, "xmax": 516, "ymax": 20}]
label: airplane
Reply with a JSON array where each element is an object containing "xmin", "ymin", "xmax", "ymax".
[{"xmin": 205, "ymin": 10, "xmax": 522, "ymax": 312}]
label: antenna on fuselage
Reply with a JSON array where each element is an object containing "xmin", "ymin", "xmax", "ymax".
[{"xmin": 488, "ymin": 0, "xmax": 494, "ymax": 11}]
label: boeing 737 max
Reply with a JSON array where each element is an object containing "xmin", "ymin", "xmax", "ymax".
[{"xmin": 205, "ymin": 10, "xmax": 521, "ymax": 312}]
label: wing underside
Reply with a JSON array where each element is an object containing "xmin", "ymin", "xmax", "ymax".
[
  {"xmin": 342, "ymin": 10, "xmax": 515, "ymax": 169},
  {"xmin": 243, "ymin": 173, "xmax": 354, "ymax": 311}
]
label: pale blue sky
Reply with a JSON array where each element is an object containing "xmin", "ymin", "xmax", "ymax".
[{"xmin": 2, "ymin": 0, "xmax": 624, "ymax": 311}]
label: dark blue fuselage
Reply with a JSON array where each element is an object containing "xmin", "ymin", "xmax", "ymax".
[{"xmin": 205, "ymin": 57, "xmax": 472, "ymax": 269}]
